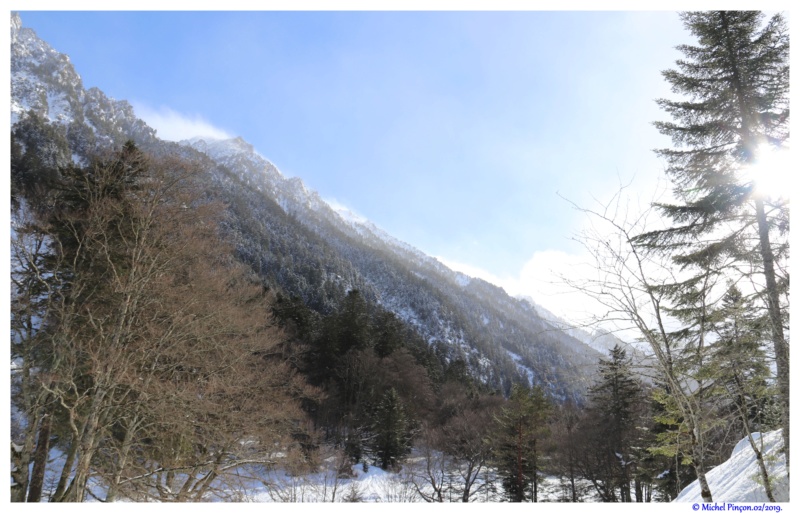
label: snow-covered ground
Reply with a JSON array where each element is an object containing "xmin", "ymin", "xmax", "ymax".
[
  {"xmin": 246, "ymin": 430, "xmax": 789, "ymax": 503},
  {"xmin": 675, "ymin": 430, "xmax": 788, "ymax": 503},
  {"xmin": 32, "ymin": 432, "xmax": 788, "ymax": 503},
  {"xmin": 87, "ymin": 451, "xmax": 586, "ymax": 503}
]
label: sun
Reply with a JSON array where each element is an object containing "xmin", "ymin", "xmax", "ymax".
[{"xmin": 742, "ymin": 144, "xmax": 792, "ymax": 200}]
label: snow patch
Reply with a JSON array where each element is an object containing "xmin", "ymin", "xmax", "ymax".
[
  {"xmin": 675, "ymin": 430, "xmax": 788, "ymax": 502},
  {"xmin": 455, "ymin": 272, "xmax": 472, "ymax": 287},
  {"xmin": 507, "ymin": 350, "xmax": 536, "ymax": 386}
]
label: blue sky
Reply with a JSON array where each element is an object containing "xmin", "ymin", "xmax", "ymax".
[{"xmin": 13, "ymin": 6, "xmax": 778, "ymax": 320}]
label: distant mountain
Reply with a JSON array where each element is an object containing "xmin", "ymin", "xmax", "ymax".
[
  {"xmin": 519, "ymin": 296, "xmax": 654, "ymax": 369},
  {"xmin": 10, "ymin": 12, "xmax": 604, "ymax": 401}
]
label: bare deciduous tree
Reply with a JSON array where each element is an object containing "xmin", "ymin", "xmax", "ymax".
[
  {"xmin": 561, "ymin": 189, "xmax": 720, "ymax": 502},
  {"xmin": 11, "ymin": 144, "xmax": 314, "ymax": 502}
]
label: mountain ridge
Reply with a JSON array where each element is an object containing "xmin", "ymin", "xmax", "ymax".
[{"xmin": 10, "ymin": 11, "xmax": 604, "ymax": 401}]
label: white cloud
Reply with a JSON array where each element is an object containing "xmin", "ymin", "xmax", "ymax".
[
  {"xmin": 439, "ymin": 250, "xmax": 604, "ymax": 327},
  {"xmin": 511, "ymin": 250, "xmax": 602, "ymax": 322},
  {"xmin": 324, "ymin": 197, "xmax": 368, "ymax": 225},
  {"xmin": 132, "ymin": 103, "xmax": 233, "ymax": 142},
  {"xmin": 435, "ymin": 256, "xmax": 505, "ymax": 287},
  {"xmin": 438, "ymin": 184, "xmax": 673, "ymax": 339}
]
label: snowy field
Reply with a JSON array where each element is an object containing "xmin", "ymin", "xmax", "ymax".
[
  {"xmin": 208, "ymin": 429, "xmax": 789, "ymax": 503},
  {"xmin": 198, "ymin": 455, "xmax": 581, "ymax": 503},
  {"xmin": 30, "ymin": 430, "xmax": 787, "ymax": 503}
]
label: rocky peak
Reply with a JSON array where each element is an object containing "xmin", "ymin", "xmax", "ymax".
[
  {"xmin": 11, "ymin": 11, "xmax": 21, "ymax": 43},
  {"xmin": 230, "ymin": 136, "xmax": 253, "ymax": 154},
  {"xmin": 11, "ymin": 13, "xmax": 157, "ymax": 152}
]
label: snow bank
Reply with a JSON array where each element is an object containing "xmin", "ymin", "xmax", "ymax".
[{"xmin": 675, "ymin": 430, "xmax": 788, "ymax": 503}]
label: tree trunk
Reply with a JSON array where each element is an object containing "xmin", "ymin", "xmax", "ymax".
[
  {"xmin": 51, "ymin": 432, "xmax": 79, "ymax": 502},
  {"xmin": 749, "ymin": 434, "xmax": 776, "ymax": 502},
  {"xmin": 461, "ymin": 460, "xmax": 476, "ymax": 502},
  {"xmin": 59, "ymin": 389, "xmax": 107, "ymax": 502},
  {"xmin": 11, "ymin": 364, "xmax": 45, "ymax": 502},
  {"xmin": 620, "ymin": 457, "xmax": 631, "ymax": 502},
  {"xmin": 105, "ymin": 414, "xmax": 139, "ymax": 502},
  {"xmin": 689, "ymin": 425, "xmax": 713, "ymax": 502},
  {"xmin": 10, "ymin": 438, "xmax": 33, "ymax": 502},
  {"xmin": 693, "ymin": 459, "xmax": 713, "ymax": 503},
  {"xmin": 532, "ymin": 438, "xmax": 538, "ymax": 502},
  {"xmin": 635, "ymin": 476, "xmax": 643, "ymax": 502},
  {"xmin": 515, "ymin": 423, "xmax": 524, "ymax": 502},
  {"xmin": 27, "ymin": 412, "xmax": 52, "ymax": 502},
  {"xmin": 696, "ymin": 470, "xmax": 713, "ymax": 503},
  {"xmin": 570, "ymin": 467, "xmax": 577, "ymax": 502},
  {"xmin": 754, "ymin": 197, "xmax": 789, "ymax": 475}
]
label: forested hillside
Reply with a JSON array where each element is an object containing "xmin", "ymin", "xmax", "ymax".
[{"xmin": 9, "ymin": 11, "xmax": 788, "ymax": 503}]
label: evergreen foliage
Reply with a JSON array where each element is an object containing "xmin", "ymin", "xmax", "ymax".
[
  {"xmin": 11, "ymin": 111, "xmax": 71, "ymax": 207},
  {"xmin": 369, "ymin": 388, "xmax": 415, "ymax": 470},
  {"xmin": 637, "ymin": 10, "xmax": 790, "ymax": 472},
  {"xmin": 707, "ymin": 285, "xmax": 777, "ymax": 434},
  {"xmin": 647, "ymin": 388, "xmax": 698, "ymax": 501},
  {"xmin": 492, "ymin": 384, "xmax": 552, "ymax": 502},
  {"xmin": 586, "ymin": 345, "xmax": 648, "ymax": 502}
]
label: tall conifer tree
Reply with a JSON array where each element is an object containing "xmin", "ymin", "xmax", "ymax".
[
  {"xmin": 492, "ymin": 384, "xmax": 551, "ymax": 502},
  {"xmin": 587, "ymin": 345, "xmax": 646, "ymax": 502},
  {"xmin": 637, "ymin": 10, "xmax": 790, "ymax": 471},
  {"xmin": 369, "ymin": 387, "xmax": 414, "ymax": 470}
]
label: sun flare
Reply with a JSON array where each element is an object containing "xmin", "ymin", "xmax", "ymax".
[{"xmin": 742, "ymin": 144, "xmax": 792, "ymax": 200}]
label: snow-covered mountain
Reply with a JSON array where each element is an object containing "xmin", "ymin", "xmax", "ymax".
[
  {"xmin": 179, "ymin": 135, "xmax": 452, "ymax": 273},
  {"xmin": 11, "ymin": 13, "xmax": 158, "ymax": 154},
  {"xmin": 175, "ymin": 134, "xmax": 606, "ymax": 399},
  {"xmin": 520, "ymin": 295, "xmax": 657, "ymax": 373},
  {"xmin": 10, "ymin": 12, "xmax": 606, "ymax": 400},
  {"xmin": 522, "ymin": 295, "xmax": 623, "ymax": 353}
]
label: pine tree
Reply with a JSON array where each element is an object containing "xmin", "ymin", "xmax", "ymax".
[
  {"xmin": 318, "ymin": 289, "xmax": 371, "ymax": 366},
  {"xmin": 637, "ymin": 10, "xmax": 790, "ymax": 473},
  {"xmin": 373, "ymin": 310, "xmax": 403, "ymax": 358},
  {"xmin": 369, "ymin": 387, "xmax": 414, "ymax": 470},
  {"xmin": 708, "ymin": 285, "xmax": 775, "ymax": 434},
  {"xmin": 648, "ymin": 252, "xmax": 724, "ymax": 504},
  {"xmin": 336, "ymin": 289, "xmax": 372, "ymax": 354},
  {"xmin": 647, "ymin": 385, "xmax": 698, "ymax": 502},
  {"xmin": 492, "ymin": 384, "xmax": 551, "ymax": 502},
  {"xmin": 706, "ymin": 285, "xmax": 778, "ymax": 501},
  {"xmin": 589, "ymin": 346, "xmax": 642, "ymax": 442},
  {"xmin": 587, "ymin": 345, "xmax": 646, "ymax": 502},
  {"xmin": 549, "ymin": 399, "xmax": 586, "ymax": 502}
]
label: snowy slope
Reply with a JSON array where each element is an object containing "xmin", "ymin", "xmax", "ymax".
[
  {"xmin": 10, "ymin": 12, "xmax": 157, "ymax": 151},
  {"xmin": 11, "ymin": 11, "xmax": 604, "ymax": 401},
  {"xmin": 179, "ymin": 136, "xmax": 603, "ymax": 399},
  {"xmin": 675, "ymin": 430, "xmax": 788, "ymax": 503}
]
